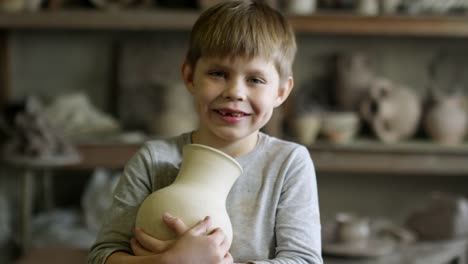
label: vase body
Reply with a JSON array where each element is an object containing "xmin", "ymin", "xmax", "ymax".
[
  {"xmin": 360, "ymin": 78, "xmax": 421, "ymax": 143},
  {"xmin": 424, "ymin": 96, "xmax": 467, "ymax": 145},
  {"xmin": 135, "ymin": 144, "xmax": 242, "ymax": 243}
]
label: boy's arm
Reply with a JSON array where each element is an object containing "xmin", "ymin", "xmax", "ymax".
[
  {"xmin": 276, "ymin": 146, "xmax": 322, "ymax": 263},
  {"xmin": 247, "ymin": 146, "xmax": 323, "ymax": 264}
]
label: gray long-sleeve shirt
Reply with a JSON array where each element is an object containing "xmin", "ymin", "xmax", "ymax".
[{"xmin": 88, "ymin": 132, "xmax": 323, "ymax": 263}]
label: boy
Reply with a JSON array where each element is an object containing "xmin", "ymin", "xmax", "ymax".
[{"xmin": 88, "ymin": 0, "xmax": 322, "ymax": 263}]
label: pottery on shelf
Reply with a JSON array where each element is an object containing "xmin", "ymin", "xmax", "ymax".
[
  {"xmin": 424, "ymin": 94, "xmax": 467, "ymax": 145},
  {"xmin": 406, "ymin": 192, "xmax": 468, "ymax": 240},
  {"xmin": 360, "ymin": 78, "xmax": 422, "ymax": 143},
  {"xmin": 334, "ymin": 52, "xmax": 374, "ymax": 111},
  {"xmin": 321, "ymin": 111, "xmax": 360, "ymax": 144},
  {"xmin": 292, "ymin": 112, "xmax": 321, "ymax": 146},
  {"xmin": 322, "ymin": 213, "xmax": 395, "ymax": 258},
  {"xmin": 283, "ymin": 0, "xmax": 317, "ymax": 14},
  {"xmin": 135, "ymin": 144, "xmax": 242, "ymax": 244}
]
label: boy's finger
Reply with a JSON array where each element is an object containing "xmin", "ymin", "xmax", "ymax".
[
  {"xmin": 220, "ymin": 235, "xmax": 231, "ymax": 253},
  {"xmin": 134, "ymin": 227, "xmax": 172, "ymax": 253},
  {"xmin": 223, "ymin": 252, "xmax": 234, "ymax": 264},
  {"xmin": 209, "ymin": 227, "xmax": 226, "ymax": 245},
  {"xmin": 189, "ymin": 216, "xmax": 212, "ymax": 236},
  {"xmin": 163, "ymin": 212, "xmax": 189, "ymax": 236},
  {"xmin": 130, "ymin": 237, "xmax": 153, "ymax": 256}
]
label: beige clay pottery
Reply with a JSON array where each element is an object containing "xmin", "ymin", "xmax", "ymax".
[
  {"xmin": 284, "ymin": 0, "xmax": 317, "ymax": 15},
  {"xmin": 360, "ymin": 78, "xmax": 421, "ymax": 143},
  {"xmin": 322, "ymin": 213, "xmax": 395, "ymax": 257},
  {"xmin": 335, "ymin": 52, "xmax": 374, "ymax": 111},
  {"xmin": 333, "ymin": 213, "xmax": 370, "ymax": 244},
  {"xmin": 406, "ymin": 192, "xmax": 468, "ymax": 240},
  {"xmin": 424, "ymin": 95, "xmax": 467, "ymax": 145},
  {"xmin": 136, "ymin": 144, "xmax": 242, "ymax": 243},
  {"xmin": 292, "ymin": 113, "xmax": 321, "ymax": 146},
  {"xmin": 321, "ymin": 111, "xmax": 360, "ymax": 144}
]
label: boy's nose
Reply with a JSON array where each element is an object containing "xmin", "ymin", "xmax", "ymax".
[{"xmin": 222, "ymin": 80, "xmax": 246, "ymax": 101}]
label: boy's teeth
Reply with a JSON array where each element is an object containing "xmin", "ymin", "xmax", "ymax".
[{"xmin": 218, "ymin": 110, "xmax": 243, "ymax": 117}]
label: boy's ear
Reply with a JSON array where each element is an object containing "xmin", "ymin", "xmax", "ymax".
[
  {"xmin": 274, "ymin": 76, "xmax": 294, "ymax": 108},
  {"xmin": 181, "ymin": 62, "xmax": 195, "ymax": 93}
]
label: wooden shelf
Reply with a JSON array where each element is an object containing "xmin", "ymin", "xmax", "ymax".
[
  {"xmin": 309, "ymin": 140, "xmax": 468, "ymax": 176},
  {"xmin": 69, "ymin": 143, "xmax": 141, "ymax": 170},
  {"xmin": 68, "ymin": 140, "xmax": 468, "ymax": 175},
  {"xmin": 1, "ymin": 10, "xmax": 468, "ymax": 37}
]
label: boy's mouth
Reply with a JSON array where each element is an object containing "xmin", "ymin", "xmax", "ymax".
[{"xmin": 214, "ymin": 109, "xmax": 250, "ymax": 117}]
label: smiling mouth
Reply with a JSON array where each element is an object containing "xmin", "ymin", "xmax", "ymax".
[{"xmin": 214, "ymin": 109, "xmax": 250, "ymax": 117}]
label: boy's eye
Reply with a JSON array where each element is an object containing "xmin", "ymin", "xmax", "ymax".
[
  {"xmin": 208, "ymin": 71, "xmax": 225, "ymax": 78},
  {"xmin": 249, "ymin": 77, "xmax": 266, "ymax": 85}
]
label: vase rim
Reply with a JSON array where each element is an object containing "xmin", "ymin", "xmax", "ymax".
[{"xmin": 184, "ymin": 144, "xmax": 243, "ymax": 173}]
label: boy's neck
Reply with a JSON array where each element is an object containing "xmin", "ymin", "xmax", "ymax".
[{"xmin": 191, "ymin": 130, "xmax": 259, "ymax": 158}]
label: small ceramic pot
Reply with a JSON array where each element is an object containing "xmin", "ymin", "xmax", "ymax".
[
  {"xmin": 333, "ymin": 213, "xmax": 371, "ymax": 244},
  {"xmin": 292, "ymin": 113, "xmax": 321, "ymax": 146},
  {"xmin": 424, "ymin": 95, "xmax": 467, "ymax": 145},
  {"xmin": 284, "ymin": 0, "xmax": 317, "ymax": 15},
  {"xmin": 321, "ymin": 111, "xmax": 360, "ymax": 144}
]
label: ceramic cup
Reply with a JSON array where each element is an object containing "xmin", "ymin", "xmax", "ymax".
[
  {"xmin": 321, "ymin": 111, "xmax": 360, "ymax": 143},
  {"xmin": 333, "ymin": 213, "xmax": 371, "ymax": 244},
  {"xmin": 292, "ymin": 113, "xmax": 321, "ymax": 146}
]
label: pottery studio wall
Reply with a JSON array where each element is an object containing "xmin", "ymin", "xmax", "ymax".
[{"xmin": 6, "ymin": 30, "xmax": 468, "ymax": 224}]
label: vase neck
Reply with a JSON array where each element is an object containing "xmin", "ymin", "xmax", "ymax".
[{"xmin": 174, "ymin": 144, "xmax": 242, "ymax": 196}]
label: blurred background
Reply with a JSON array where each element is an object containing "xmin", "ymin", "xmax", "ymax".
[{"xmin": 1, "ymin": 0, "xmax": 468, "ymax": 263}]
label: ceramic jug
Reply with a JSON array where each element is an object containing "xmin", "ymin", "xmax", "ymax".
[
  {"xmin": 424, "ymin": 94, "xmax": 467, "ymax": 145},
  {"xmin": 335, "ymin": 52, "xmax": 374, "ymax": 111},
  {"xmin": 135, "ymin": 144, "xmax": 242, "ymax": 243}
]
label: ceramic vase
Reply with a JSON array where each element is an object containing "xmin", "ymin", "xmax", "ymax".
[
  {"xmin": 135, "ymin": 144, "xmax": 242, "ymax": 243},
  {"xmin": 360, "ymin": 78, "xmax": 421, "ymax": 143},
  {"xmin": 284, "ymin": 0, "xmax": 316, "ymax": 15},
  {"xmin": 424, "ymin": 95, "xmax": 467, "ymax": 145},
  {"xmin": 292, "ymin": 113, "xmax": 321, "ymax": 146},
  {"xmin": 335, "ymin": 52, "xmax": 374, "ymax": 112}
]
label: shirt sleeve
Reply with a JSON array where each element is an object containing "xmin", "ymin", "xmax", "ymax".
[
  {"xmin": 87, "ymin": 143, "xmax": 154, "ymax": 264},
  {"xmin": 252, "ymin": 146, "xmax": 323, "ymax": 264}
]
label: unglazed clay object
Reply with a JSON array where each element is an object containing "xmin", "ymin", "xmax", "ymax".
[
  {"xmin": 135, "ymin": 144, "xmax": 242, "ymax": 243},
  {"xmin": 335, "ymin": 52, "xmax": 374, "ymax": 111},
  {"xmin": 424, "ymin": 95, "xmax": 467, "ymax": 145},
  {"xmin": 360, "ymin": 78, "xmax": 421, "ymax": 143}
]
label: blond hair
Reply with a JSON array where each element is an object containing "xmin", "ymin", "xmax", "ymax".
[{"xmin": 186, "ymin": 0, "xmax": 297, "ymax": 82}]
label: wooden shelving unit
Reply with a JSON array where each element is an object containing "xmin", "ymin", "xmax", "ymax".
[
  {"xmin": 65, "ymin": 140, "xmax": 468, "ymax": 176},
  {"xmin": 1, "ymin": 10, "xmax": 468, "ymax": 175},
  {"xmin": 309, "ymin": 140, "xmax": 468, "ymax": 176},
  {"xmin": 0, "ymin": 10, "xmax": 468, "ymax": 37}
]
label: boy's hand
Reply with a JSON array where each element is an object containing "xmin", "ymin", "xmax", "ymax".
[
  {"xmin": 131, "ymin": 228, "xmax": 175, "ymax": 255},
  {"xmin": 132, "ymin": 213, "xmax": 233, "ymax": 263},
  {"xmin": 165, "ymin": 216, "xmax": 233, "ymax": 264},
  {"xmin": 131, "ymin": 212, "xmax": 187, "ymax": 255}
]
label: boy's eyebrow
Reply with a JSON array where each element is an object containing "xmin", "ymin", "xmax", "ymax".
[
  {"xmin": 206, "ymin": 63, "xmax": 230, "ymax": 70},
  {"xmin": 206, "ymin": 62, "xmax": 268, "ymax": 76}
]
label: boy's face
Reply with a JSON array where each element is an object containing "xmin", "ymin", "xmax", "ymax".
[{"xmin": 182, "ymin": 56, "xmax": 293, "ymax": 147}]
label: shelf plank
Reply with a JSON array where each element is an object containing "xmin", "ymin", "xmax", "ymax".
[
  {"xmin": 1, "ymin": 10, "xmax": 468, "ymax": 37},
  {"xmin": 69, "ymin": 143, "xmax": 141, "ymax": 169},
  {"xmin": 310, "ymin": 140, "xmax": 468, "ymax": 176},
  {"xmin": 67, "ymin": 140, "xmax": 468, "ymax": 175},
  {"xmin": 0, "ymin": 10, "xmax": 199, "ymax": 31},
  {"xmin": 289, "ymin": 14, "xmax": 468, "ymax": 37}
]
